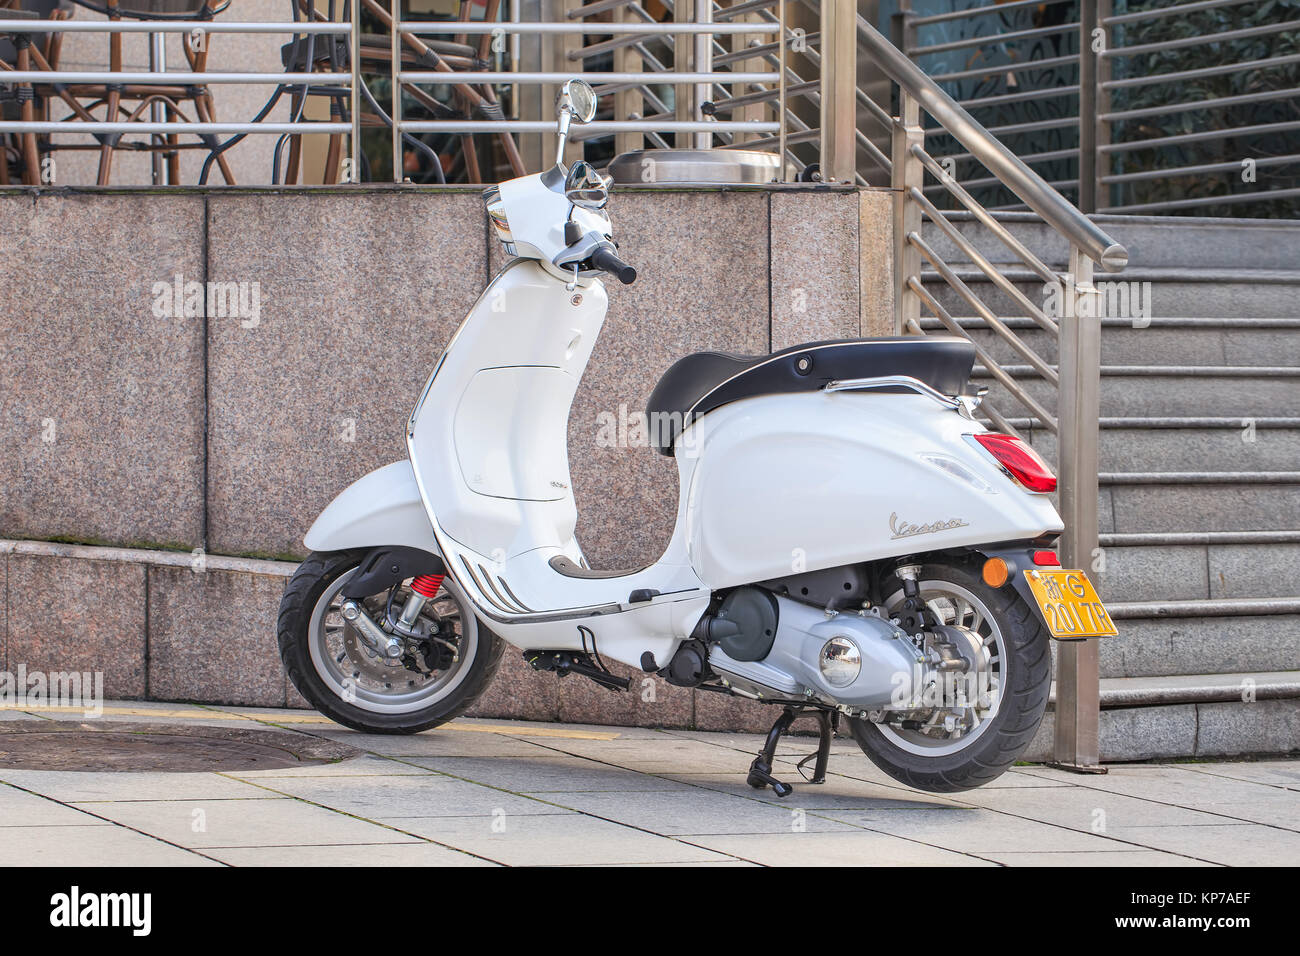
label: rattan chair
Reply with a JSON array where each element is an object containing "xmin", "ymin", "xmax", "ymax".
[
  {"xmin": 281, "ymin": 0, "xmax": 523, "ymax": 184},
  {"xmin": 43, "ymin": 0, "xmax": 236, "ymax": 184},
  {"xmin": 0, "ymin": 0, "xmax": 73, "ymax": 184}
]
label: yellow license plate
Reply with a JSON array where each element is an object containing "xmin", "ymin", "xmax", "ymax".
[{"xmin": 1023, "ymin": 569, "xmax": 1118, "ymax": 640}]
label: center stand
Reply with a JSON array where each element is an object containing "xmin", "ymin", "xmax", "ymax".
[{"xmin": 745, "ymin": 705, "xmax": 837, "ymax": 798}]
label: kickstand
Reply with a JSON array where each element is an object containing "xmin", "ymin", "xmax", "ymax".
[
  {"xmin": 795, "ymin": 708, "xmax": 834, "ymax": 785},
  {"xmin": 747, "ymin": 706, "xmax": 835, "ymax": 798}
]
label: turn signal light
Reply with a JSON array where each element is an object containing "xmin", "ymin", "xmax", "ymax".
[
  {"xmin": 972, "ymin": 433, "xmax": 1058, "ymax": 493},
  {"xmin": 982, "ymin": 557, "xmax": 1009, "ymax": 588}
]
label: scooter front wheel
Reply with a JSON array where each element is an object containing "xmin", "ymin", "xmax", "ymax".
[{"xmin": 278, "ymin": 549, "xmax": 504, "ymax": 734}]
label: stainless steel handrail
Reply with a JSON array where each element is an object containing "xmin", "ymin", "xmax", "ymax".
[
  {"xmin": 858, "ymin": 0, "xmax": 1116, "ymax": 769},
  {"xmin": 857, "ymin": 14, "xmax": 1128, "ymax": 272}
]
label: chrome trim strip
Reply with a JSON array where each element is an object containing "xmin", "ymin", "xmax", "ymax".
[
  {"xmin": 479, "ymin": 563, "xmax": 528, "ymax": 613},
  {"xmin": 497, "ymin": 577, "xmax": 536, "ymax": 613},
  {"xmin": 458, "ymin": 555, "xmax": 511, "ymax": 615}
]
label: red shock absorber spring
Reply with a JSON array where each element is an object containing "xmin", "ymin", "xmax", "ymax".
[{"xmin": 410, "ymin": 574, "xmax": 444, "ymax": 599}]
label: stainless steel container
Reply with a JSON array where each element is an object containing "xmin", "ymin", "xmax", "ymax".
[{"xmin": 606, "ymin": 148, "xmax": 781, "ymax": 185}]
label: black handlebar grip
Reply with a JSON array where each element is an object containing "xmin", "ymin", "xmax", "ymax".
[{"xmin": 591, "ymin": 245, "xmax": 637, "ymax": 284}]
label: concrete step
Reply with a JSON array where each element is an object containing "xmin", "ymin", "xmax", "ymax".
[
  {"xmin": 1029, "ymin": 671, "xmax": 1300, "ymax": 764},
  {"xmin": 1093, "ymin": 473, "xmax": 1300, "ymax": 535},
  {"xmin": 1024, "ymin": 419, "xmax": 1300, "ymax": 473},
  {"xmin": 1024, "ymin": 670, "xmax": 1300, "ymax": 761},
  {"xmin": 920, "ymin": 316, "xmax": 1300, "ymax": 367},
  {"xmin": 927, "ymin": 210, "xmax": 1300, "ymax": 273},
  {"xmin": 1099, "ymin": 599, "xmax": 1300, "ymax": 679},
  {"xmin": 1080, "ymin": 669, "xmax": 1300, "ymax": 706},
  {"xmin": 1090, "ymin": 532, "xmax": 1300, "ymax": 603},
  {"xmin": 920, "ymin": 267, "xmax": 1300, "ymax": 320},
  {"xmin": 974, "ymin": 365, "xmax": 1300, "ymax": 418}
]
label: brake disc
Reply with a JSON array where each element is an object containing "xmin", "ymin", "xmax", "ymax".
[{"xmin": 341, "ymin": 625, "xmax": 409, "ymax": 683}]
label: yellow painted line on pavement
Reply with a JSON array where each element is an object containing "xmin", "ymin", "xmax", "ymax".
[
  {"xmin": 3, "ymin": 705, "xmax": 620, "ymax": 740},
  {"xmin": 443, "ymin": 722, "xmax": 619, "ymax": 740},
  {"xmin": 5, "ymin": 705, "xmax": 219, "ymax": 721}
]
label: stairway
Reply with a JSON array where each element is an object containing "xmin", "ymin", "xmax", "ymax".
[{"xmin": 919, "ymin": 213, "xmax": 1300, "ymax": 760}]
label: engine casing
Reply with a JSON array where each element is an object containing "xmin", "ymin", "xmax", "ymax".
[{"xmin": 708, "ymin": 595, "xmax": 931, "ymax": 711}]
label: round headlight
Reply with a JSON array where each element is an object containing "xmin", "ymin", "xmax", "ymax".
[{"xmin": 819, "ymin": 636, "xmax": 861, "ymax": 688}]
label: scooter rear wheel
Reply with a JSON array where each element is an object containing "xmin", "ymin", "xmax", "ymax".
[
  {"xmin": 278, "ymin": 549, "xmax": 504, "ymax": 734},
  {"xmin": 847, "ymin": 560, "xmax": 1051, "ymax": 792}
]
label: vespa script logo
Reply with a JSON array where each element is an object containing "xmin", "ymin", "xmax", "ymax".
[{"xmin": 889, "ymin": 511, "xmax": 969, "ymax": 540}]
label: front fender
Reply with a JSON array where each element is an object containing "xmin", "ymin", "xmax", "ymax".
[{"xmin": 303, "ymin": 460, "xmax": 440, "ymax": 554}]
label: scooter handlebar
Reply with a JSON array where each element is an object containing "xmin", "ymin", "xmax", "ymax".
[{"xmin": 590, "ymin": 244, "xmax": 637, "ymax": 285}]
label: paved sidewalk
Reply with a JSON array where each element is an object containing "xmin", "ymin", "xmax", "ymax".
[{"xmin": 1, "ymin": 702, "xmax": 1296, "ymax": 866}]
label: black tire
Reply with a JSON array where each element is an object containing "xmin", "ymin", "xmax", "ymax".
[
  {"xmin": 848, "ymin": 560, "xmax": 1051, "ymax": 792},
  {"xmin": 277, "ymin": 549, "xmax": 504, "ymax": 734}
]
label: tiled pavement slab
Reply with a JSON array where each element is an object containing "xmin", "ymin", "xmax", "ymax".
[
  {"xmin": 300, "ymin": 728, "xmax": 565, "ymax": 759},
  {"xmin": 534, "ymin": 788, "xmax": 866, "ymax": 835},
  {"xmin": 0, "ymin": 785, "xmax": 112, "ymax": 827},
  {"xmin": 399, "ymin": 754, "xmax": 694, "ymax": 793},
  {"xmin": 819, "ymin": 807, "xmax": 1135, "ymax": 855},
  {"xmin": 978, "ymin": 850, "xmax": 1217, "ymax": 867},
  {"xmin": 1176, "ymin": 761, "xmax": 1300, "ymax": 790},
  {"xmin": 0, "ymin": 701, "xmax": 1296, "ymax": 866},
  {"xmin": 682, "ymin": 830, "xmax": 998, "ymax": 867},
  {"xmin": 239, "ymin": 773, "xmax": 576, "ymax": 818},
  {"xmin": 224, "ymin": 754, "xmax": 439, "ymax": 778},
  {"xmin": 1089, "ymin": 824, "xmax": 1300, "ymax": 866},
  {"xmin": 0, "ymin": 825, "xmax": 221, "ymax": 866},
  {"xmin": 202, "ymin": 843, "xmax": 500, "ymax": 867},
  {"xmin": 67, "ymin": 797, "xmax": 417, "ymax": 850},
  {"xmin": 0, "ymin": 769, "xmax": 280, "ymax": 804},
  {"xmin": 655, "ymin": 772, "xmax": 973, "ymax": 811},
  {"xmin": 364, "ymin": 812, "xmax": 739, "ymax": 866}
]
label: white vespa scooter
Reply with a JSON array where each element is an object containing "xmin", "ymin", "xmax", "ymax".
[{"xmin": 279, "ymin": 80, "xmax": 1116, "ymax": 795}]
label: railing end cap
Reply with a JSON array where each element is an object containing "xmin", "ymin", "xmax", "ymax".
[{"xmin": 1100, "ymin": 244, "xmax": 1129, "ymax": 272}]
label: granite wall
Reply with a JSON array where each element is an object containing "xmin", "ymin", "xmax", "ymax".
[{"xmin": 0, "ymin": 184, "xmax": 894, "ymax": 730}]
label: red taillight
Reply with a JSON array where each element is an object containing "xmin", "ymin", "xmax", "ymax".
[
  {"xmin": 1032, "ymin": 550, "xmax": 1060, "ymax": 566},
  {"xmin": 972, "ymin": 433, "xmax": 1058, "ymax": 493}
]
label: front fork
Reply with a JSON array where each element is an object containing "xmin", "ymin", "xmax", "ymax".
[
  {"xmin": 341, "ymin": 573, "xmax": 446, "ymax": 660},
  {"xmin": 392, "ymin": 574, "xmax": 445, "ymax": 634}
]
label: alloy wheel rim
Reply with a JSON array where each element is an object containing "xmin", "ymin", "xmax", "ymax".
[
  {"xmin": 308, "ymin": 568, "xmax": 478, "ymax": 715},
  {"xmin": 876, "ymin": 579, "xmax": 1006, "ymax": 757}
]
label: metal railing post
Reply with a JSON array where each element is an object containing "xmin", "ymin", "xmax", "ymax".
[
  {"xmin": 777, "ymin": 0, "xmax": 787, "ymax": 179},
  {"xmin": 891, "ymin": 92, "xmax": 923, "ymax": 334},
  {"xmin": 675, "ymin": 0, "xmax": 697, "ymax": 146},
  {"xmin": 613, "ymin": 1, "xmax": 641, "ymax": 157},
  {"xmin": 391, "ymin": 0, "xmax": 402, "ymax": 182},
  {"xmin": 148, "ymin": 30, "xmax": 167, "ymax": 185},
  {"xmin": 693, "ymin": 0, "xmax": 712, "ymax": 149},
  {"xmin": 551, "ymin": 0, "xmax": 583, "ymax": 166},
  {"xmin": 350, "ymin": 0, "xmax": 360, "ymax": 182},
  {"xmin": 819, "ymin": 0, "xmax": 856, "ymax": 182},
  {"xmin": 1078, "ymin": 0, "xmax": 1098, "ymax": 212},
  {"xmin": 1095, "ymin": 0, "xmax": 1113, "ymax": 212},
  {"xmin": 890, "ymin": 0, "xmax": 915, "ymax": 55},
  {"xmin": 1054, "ymin": 243, "xmax": 1105, "ymax": 771}
]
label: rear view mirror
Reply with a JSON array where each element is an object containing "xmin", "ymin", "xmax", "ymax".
[
  {"xmin": 565, "ymin": 161, "xmax": 610, "ymax": 210},
  {"xmin": 557, "ymin": 79, "xmax": 597, "ymax": 124},
  {"xmin": 554, "ymin": 79, "xmax": 599, "ymax": 167}
]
